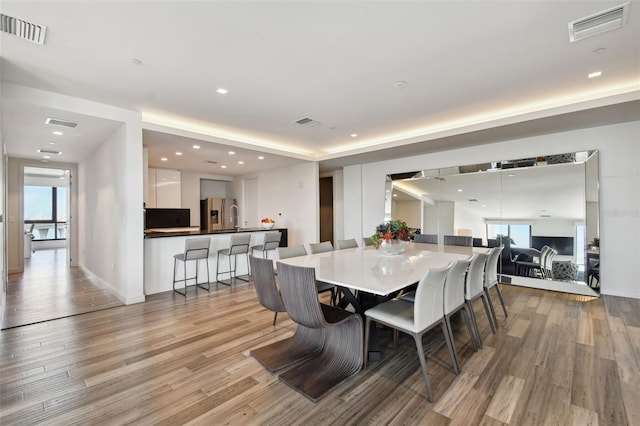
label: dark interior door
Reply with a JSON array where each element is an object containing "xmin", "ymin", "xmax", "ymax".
[{"xmin": 319, "ymin": 177, "xmax": 333, "ymax": 244}]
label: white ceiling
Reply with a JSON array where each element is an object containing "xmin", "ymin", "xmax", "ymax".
[{"xmin": 0, "ymin": 1, "xmax": 639, "ymax": 175}]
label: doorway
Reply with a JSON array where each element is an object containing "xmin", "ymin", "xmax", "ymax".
[
  {"xmin": 2, "ymin": 162, "xmax": 122, "ymax": 329},
  {"xmin": 319, "ymin": 177, "xmax": 334, "ymax": 244}
]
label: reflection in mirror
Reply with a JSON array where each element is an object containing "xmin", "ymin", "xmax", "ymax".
[{"xmin": 391, "ymin": 151, "xmax": 600, "ymax": 296}]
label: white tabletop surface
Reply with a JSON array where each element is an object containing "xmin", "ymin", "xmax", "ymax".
[{"xmin": 277, "ymin": 243, "xmax": 490, "ymax": 296}]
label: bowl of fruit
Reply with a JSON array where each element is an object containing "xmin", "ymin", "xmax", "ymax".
[{"xmin": 261, "ymin": 218, "xmax": 275, "ymax": 229}]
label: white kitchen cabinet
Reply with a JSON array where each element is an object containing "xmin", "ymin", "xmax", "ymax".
[{"xmin": 148, "ymin": 168, "xmax": 181, "ymax": 208}]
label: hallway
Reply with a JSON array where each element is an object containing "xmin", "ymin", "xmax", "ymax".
[{"xmin": 2, "ymin": 248, "xmax": 123, "ymax": 329}]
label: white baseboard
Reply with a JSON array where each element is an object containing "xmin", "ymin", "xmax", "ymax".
[
  {"xmin": 502, "ymin": 274, "xmax": 599, "ymax": 297},
  {"xmin": 78, "ymin": 264, "xmax": 145, "ymax": 305},
  {"xmin": 600, "ymin": 288, "xmax": 640, "ymax": 300}
]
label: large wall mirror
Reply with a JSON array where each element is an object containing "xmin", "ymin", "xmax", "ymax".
[{"xmin": 391, "ymin": 151, "xmax": 600, "ymax": 296}]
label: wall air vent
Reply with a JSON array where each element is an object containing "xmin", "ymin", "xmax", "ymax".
[
  {"xmin": 294, "ymin": 117, "xmax": 321, "ymax": 127},
  {"xmin": 45, "ymin": 117, "xmax": 78, "ymax": 128},
  {"xmin": 0, "ymin": 13, "xmax": 47, "ymax": 45},
  {"xmin": 569, "ymin": 2, "xmax": 630, "ymax": 42},
  {"xmin": 37, "ymin": 149, "xmax": 61, "ymax": 155}
]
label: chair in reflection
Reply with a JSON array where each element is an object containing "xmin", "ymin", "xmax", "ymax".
[
  {"xmin": 250, "ymin": 231, "xmax": 282, "ymax": 259},
  {"xmin": 363, "ymin": 237, "xmax": 374, "ymax": 246},
  {"xmin": 335, "ymin": 239, "xmax": 358, "ymax": 250},
  {"xmin": 464, "ymin": 253, "xmax": 495, "ymax": 347},
  {"xmin": 364, "ymin": 264, "xmax": 456, "ymax": 402},
  {"xmin": 472, "ymin": 238, "xmax": 483, "ymax": 247},
  {"xmin": 484, "ymin": 246, "xmax": 508, "ymax": 328},
  {"xmin": 172, "ymin": 237, "xmax": 211, "ymax": 297},
  {"xmin": 414, "ymin": 234, "xmax": 438, "ymax": 244},
  {"xmin": 276, "ymin": 262, "xmax": 363, "ymax": 402},
  {"xmin": 277, "ymin": 245, "xmax": 336, "ymax": 305},
  {"xmin": 248, "ymin": 255, "xmax": 324, "ymax": 372},
  {"xmin": 542, "ymin": 247, "xmax": 557, "ymax": 279},
  {"xmin": 587, "ymin": 258, "xmax": 600, "ymax": 288},
  {"xmin": 216, "ymin": 234, "xmax": 251, "ymax": 285},
  {"xmin": 443, "ymin": 235, "xmax": 472, "ymax": 247}
]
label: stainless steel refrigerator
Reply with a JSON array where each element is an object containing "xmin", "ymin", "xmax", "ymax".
[{"xmin": 200, "ymin": 198, "xmax": 238, "ymax": 231}]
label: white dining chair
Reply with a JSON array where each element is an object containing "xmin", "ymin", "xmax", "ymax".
[
  {"xmin": 442, "ymin": 259, "xmax": 476, "ymax": 372},
  {"xmin": 484, "ymin": 245, "xmax": 508, "ymax": 328},
  {"xmin": 465, "ymin": 253, "xmax": 495, "ymax": 348},
  {"xmin": 364, "ymin": 263, "xmax": 455, "ymax": 402},
  {"xmin": 173, "ymin": 237, "xmax": 211, "ymax": 297}
]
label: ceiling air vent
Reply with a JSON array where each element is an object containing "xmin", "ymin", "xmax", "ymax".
[
  {"xmin": 45, "ymin": 117, "xmax": 78, "ymax": 128},
  {"xmin": 37, "ymin": 149, "xmax": 61, "ymax": 155},
  {"xmin": 205, "ymin": 160, "xmax": 218, "ymax": 164},
  {"xmin": 0, "ymin": 13, "xmax": 47, "ymax": 45},
  {"xmin": 467, "ymin": 199, "xmax": 478, "ymax": 202},
  {"xmin": 294, "ymin": 117, "xmax": 321, "ymax": 127},
  {"xmin": 569, "ymin": 2, "xmax": 630, "ymax": 42}
]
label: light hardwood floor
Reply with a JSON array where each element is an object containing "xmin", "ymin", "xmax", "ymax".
[
  {"xmin": 1, "ymin": 278, "xmax": 638, "ymax": 425},
  {"xmin": 2, "ymin": 248, "xmax": 123, "ymax": 330}
]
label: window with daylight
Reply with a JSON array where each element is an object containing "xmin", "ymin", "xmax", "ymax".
[{"xmin": 24, "ymin": 185, "xmax": 67, "ymax": 240}]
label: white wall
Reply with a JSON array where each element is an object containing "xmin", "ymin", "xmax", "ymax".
[
  {"xmin": 240, "ymin": 162, "xmax": 318, "ymax": 247},
  {"xmin": 78, "ymin": 123, "xmax": 144, "ymax": 304},
  {"xmin": 455, "ymin": 201, "xmax": 486, "ymax": 240},
  {"xmin": 344, "ymin": 121, "xmax": 640, "ymax": 299},
  {"xmin": 392, "ymin": 200, "xmax": 421, "ymax": 229}
]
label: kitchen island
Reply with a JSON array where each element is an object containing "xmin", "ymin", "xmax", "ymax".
[{"xmin": 144, "ymin": 227, "xmax": 287, "ymax": 295}]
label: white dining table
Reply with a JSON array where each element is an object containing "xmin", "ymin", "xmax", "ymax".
[{"xmin": 276, "ymin": 242, "xmax": 488, "ymax": 297}]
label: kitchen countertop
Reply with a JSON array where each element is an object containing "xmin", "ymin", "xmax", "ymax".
[{"xmin": 144, "ymin": 227, "xmax": 286, "ymax": 239}]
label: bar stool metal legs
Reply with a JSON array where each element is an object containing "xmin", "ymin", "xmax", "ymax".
[
  {"xmin": 172, "ymin": 238, "xmax": 212, "ymax": 297},
  {"xmin": 216, "ymin": 234, "xmax": 252, "ymax": 286}
]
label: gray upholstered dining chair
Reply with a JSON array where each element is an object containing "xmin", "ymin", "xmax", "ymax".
[
  {"xmin": 414, "ymin": 233, "xmax": 438, "ymax": 244},
  {"xmin": 250, "ymin": 231, "xmax": 281, "ymax": 259},
  {"xmin": 172, "ymin": 237, "xmax": 211, "ymax": 297},
  {"xmin": 248, "ymin": 255, "xmax": 324, "ymax": 372},
  {"xmin": 335, "ymin": 238, "xmax": 358, "ymax": 250},
  {"xmin": 443, "ymin": 235, "xmax": 473, "ymax": 247},
  {"xmin": 276, "ymin": 262, "xmax": 363, "ymax": 402},
  {"xmin": 308, "ymin": 241, "xmax": 334, "ymax": 254},
  {"xmin": 364, "ymin": 264, "xmax": 456, "ymax": 402},
  {"xmin": 277, "ymin": 245, "xmax": 336, "ymax": 305},
  {"xmin": 464, "ymin": 253, "xmax": 495, "ymax": 348},
  {"xmin": 484, "ymin": 246, "xmax": 508, "ymax": 328}
]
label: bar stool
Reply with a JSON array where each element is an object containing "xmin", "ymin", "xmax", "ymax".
[
  {"xmin": 250, "ymin": 231, "xmax": 281, "ymax": 258},
  {"xmin": 216, "ymin": 233, "xmax": 252, "ymax": 285},
  {"xmin": 173, "ymin": 237, "xmax": 211, "ymax": 297}
]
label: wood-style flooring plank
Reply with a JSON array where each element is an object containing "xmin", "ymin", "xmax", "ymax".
[{"xmin": 1, "ymin": 282, "xmax": 639, "ymax": 425}]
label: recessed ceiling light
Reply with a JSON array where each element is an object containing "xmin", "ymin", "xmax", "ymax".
[
  {"xmin": 42, "ymin": 155, "xmax": 51, "ymax": 159},
  {"xmin": 193, "ymin": 145, "xmax": 200, "ymax": 149},
  {"xmin": 393, "ymin": 81, "xmax": 408, "ymax": 89},
  {"xmin": 508, "ymin": 173, "xmax": 515, "ymax": 177},
  {"xmin": 457, "ymin": 189, "xmax": 463, "ymax": 192},
  {"xmin": 482, "ymin": 205, "xmax": 487, "ymax": 208},
  {"xmin": 393, "ymin": 193, "xmax": 397, "ymax": 197},
  {"xmin": 258, "ymin": 156, "xmax": 265, "ymax": 160},
  {"xmin": 48, "ymin": 141, "xmax": 56, "ymax": 145},
  {"xmin": 221, "ymin": 165, "xmax": 227, "ymax": 169},
  {"xmin": 161, "ymin": 157, "xmax": 168, "ymax": 161},
  {"xmin": 350, "ymin": 134, "xmax": 358, "ymax": 138},
  {"xmin": 175, "ymin": 152, "xmax": 182, "ymax": 156},
  {"xmin": 228, "ymin": 151, "xmax": 235, "ymax": 155},
  {"xmin": 216, "ymin": 88, "xmax": 228, "ymax": 95},
  {"xmin": 588, "ymin": 71, "xmax": 602, "ymax": 78},
  {"xmin": 238, "ymin": 161, "xmax": 244, "ymax": 165},
  {"xmin": 52, "ymin": 131, "xmax": 63, "ymax": 136}
]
